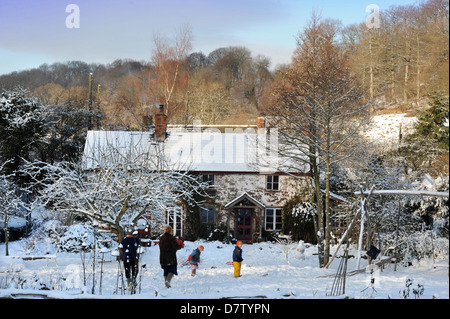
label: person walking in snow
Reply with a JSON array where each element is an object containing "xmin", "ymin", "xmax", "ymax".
[
  {"xmin": 159, "ymin": 225, "xmax": 184, "ymax": 288},
  {"xmin": 233, "ymin": 241, "xmax": 243, "ymax": 277},
  {"xmin": 119, "ymin": 228, "xmax": 141, "ymax": 290},
  {"xmin": 187, "ymin": 245, "xmax": 204, "ymax": 276}
]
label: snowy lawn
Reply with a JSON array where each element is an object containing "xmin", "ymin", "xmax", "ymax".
[{"xmin": 0, "ymin": 239, "xmax": 448, "ymax": 299}]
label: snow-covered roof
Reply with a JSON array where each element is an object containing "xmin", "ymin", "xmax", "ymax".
[{"xmin": 82, "ymin": 129, "xmax": 308, "ymax": 174}]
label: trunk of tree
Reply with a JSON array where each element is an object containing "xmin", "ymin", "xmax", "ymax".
[
  {"xmin": 369, "ymin": 40, "xmax": 374, "ymax": 101},
  {"xmin": 324, "ymin": 153, "xmax": 331, "ymax": 266},
  {"xmin": 2, "ymin": 212, "xmax": 8, "ymax": 256},
  {"xmin": 416, "ymin": 34, "xmax": 421, "ymax": 101},
  {"xmin": 404, "ymin": 61, "xmax": 409, "ymax": 104},
  {"xmin": 391, "ymin": 55, "xmax": 396, "ymax": 104},
  {"xmin": 3, "ymin": 227, "xmax": 8, "ymax": 257},
  {"xmin": 311, "ymin": 154, "xmax": 325, "ymax": 267}
]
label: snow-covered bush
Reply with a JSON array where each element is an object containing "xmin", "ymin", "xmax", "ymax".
[
  {"xmin": 57, "ymin": 223, "xmax": 96, "ymax": 253},
  {"xmin": 25, "ymin": 220, "xmax": 99, "ymax": 253},
  {"xmin": 206, "ymin": 223, "xmax": 228, "ymax": 242},
  {"xmin": 24, "ymin": 220, "xmax": 66, "ymax": 255},
  {"xmin": 0, "ymin": 264, "xmax": 26, "ymax": 289},
  {"xmin": 282, "ymin": 200, "xmax": 316, "ymax": 243},
  {"xmin": 403, "ymin": 232, "xmax": 449, "ymax": 264},
  {"xmin": 410, "ymin": 176, "xmax": 449, "ymax": 238}
]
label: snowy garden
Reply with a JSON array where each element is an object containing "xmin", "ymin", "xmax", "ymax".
[
  {"xmin": 0, "ymin": 215, "xmax": 448, "ymax": 300},
  {"xmin": 1, "ymin": 89, "xmax": 449, "ymax": 300}
]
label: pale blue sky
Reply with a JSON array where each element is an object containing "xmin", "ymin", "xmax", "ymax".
[{"xmin": 0, "ymin": 0, "xmax": 421, "ymax": 75}]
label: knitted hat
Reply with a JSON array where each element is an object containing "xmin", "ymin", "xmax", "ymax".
[{"xmin": 236, "ymin": 241, "xmax": 243, "ymax": 247}]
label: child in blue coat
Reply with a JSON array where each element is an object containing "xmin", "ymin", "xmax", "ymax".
[
  {"xmin": 187, "ymin": 245, "xmax": 204, "ymax": 276},
  {"xmin": 233, "ymin": 241, "xmax": 243, "ymax": 277}
]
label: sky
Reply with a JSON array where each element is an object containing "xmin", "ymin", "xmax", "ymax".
[{"xmin": 0, "ymin": 0, "xmax": 421, "ymax": 75}]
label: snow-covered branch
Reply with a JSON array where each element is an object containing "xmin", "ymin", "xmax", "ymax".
[
  {"xmin": 355, "ymin": 189, "xmax": 449, "ymax": 198},
  {"xmin": 20, "ymin": 140, "xmax": 209, "ymax": 242}
]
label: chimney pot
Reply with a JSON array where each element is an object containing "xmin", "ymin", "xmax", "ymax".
[
  {"xmin": 154, "ymin": 104, "xmax": 167, "ymax": 140},
  {"xmin": 257, "ymin": 116, "xmax": 265, "ymax": 133}
]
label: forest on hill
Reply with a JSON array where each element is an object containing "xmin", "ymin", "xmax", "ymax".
[{"xmin": 0, "ymin": 0, "xmax": 448, "ymax": 130}]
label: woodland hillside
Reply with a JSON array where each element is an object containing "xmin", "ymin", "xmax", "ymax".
[{"xmin": 0, "ymin": 0, "xmax": 448, "ymax": 130}]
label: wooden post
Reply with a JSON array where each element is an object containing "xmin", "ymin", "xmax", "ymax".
[
  {"xmin": 88, "ymin": 73, "xmax": 93, "ymax": 130},
  {"xmin": 97, "ymin": 84, "xmax": 101, "ymax": 129},
  {"xmin": 356, "ymin": 184, "xmax": 375, "ymax": 270}
]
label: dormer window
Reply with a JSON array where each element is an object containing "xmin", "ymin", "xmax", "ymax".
[{"xmin": 266, "ymin": 175, "xmax": 279, "ymax": 191}]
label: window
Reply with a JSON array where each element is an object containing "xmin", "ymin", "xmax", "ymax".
[
  {"xmin": 265, "ymin": 208, "xmax": 282, "ymax": 231},
  {"xmin": 167, "ymin": 209, "xmax": 183, "ymax": 237},
  {"xmin": 266, "ymin": 175, "xmax": 279, "ymax": 191},
  {"xmin": 202, "ymin": 174, "xmax": 215, "ymax": 187},
  {"xmin": 200, "ymin": 207, "xmax": 215, "ymax": 224}
]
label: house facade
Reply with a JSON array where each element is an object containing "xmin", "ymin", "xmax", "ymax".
[
  {"xmin": 199, "ymin": 172, "xmax": 309, "ymax": 242},
  {"xmin": 83, "ymin": 108, "xmax": 310, "ymax": 242}
]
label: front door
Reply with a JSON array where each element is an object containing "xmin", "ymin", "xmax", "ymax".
[{"xmin": 236, "ymin": 208, "xmax": 253, "ymax": 241}]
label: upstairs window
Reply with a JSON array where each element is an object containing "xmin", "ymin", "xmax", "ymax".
[{"xmin": 266, "ymin": 175, "xmax": 279, "ymax": 191}]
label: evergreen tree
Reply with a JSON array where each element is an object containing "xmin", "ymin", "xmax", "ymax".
[
  {"xmin": 0, "ymin": 89, "xmax": 46, "ymax": 182},
  {"xmin": 411, "ymin": 93, "xmax": 449, "ymax": 151}
]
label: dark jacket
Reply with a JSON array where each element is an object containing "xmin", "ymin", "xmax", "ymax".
[
  {"xmin": 233, "ymin": 246, "xmax": 243, "ymax": 262},
  {"xmin": 120, "ymin": 236, "xmax": 141, "ymax": 262},
  {"xmin": 159, "ymin": 232, "xmax": 183, "ymax": 266}
]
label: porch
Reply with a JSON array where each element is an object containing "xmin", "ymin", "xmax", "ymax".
[{"xmin": 224, "ymin": 192, "xmax": 266, "ymax": 242}]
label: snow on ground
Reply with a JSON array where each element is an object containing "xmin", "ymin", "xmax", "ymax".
[
  {"xmin": 364, "ymin": 113, "xmax": 417, "ymax": 145},
  {"xmin": 0, "ymin": 239, "xmax": 448, "ymax": 299}
]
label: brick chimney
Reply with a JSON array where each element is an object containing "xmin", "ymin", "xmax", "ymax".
[
  {"xmin": 154, "ymin": 104, "xmax": 167, "ymax": 141},
  {"xmin": 257, "ymin": 116, "xmax": 265, "ymax": 133}
]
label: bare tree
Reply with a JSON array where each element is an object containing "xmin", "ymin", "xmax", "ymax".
[
  {"xmin": 187, "ymin": 75, "xmax": 232, "ymax": 124},
  {"xmin": 266, "ymin": 14, "xmax": 370, "ymax": 267},
  {"xmin": 22, "ymin": 132, "xmax": 207, "ymax": 243},
  {"xmin": 341, "ymin": 0, "xmax": 449, "ymax": 103},
  {"xmin": 150, "ymin": 24, "xmax": 192, "ymax": 120}
]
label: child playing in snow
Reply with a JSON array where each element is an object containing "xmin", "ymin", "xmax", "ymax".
[
  {"xmin": 233, "ymin": 241, "xmax": 243, "ymax": 277},
  {"xmin": 187, "ymin": 245, "xmax": 204, "ymax": 276}
]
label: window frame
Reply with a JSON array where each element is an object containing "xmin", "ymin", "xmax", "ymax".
[
  {"xmin": 202, "ymin": 174, "xmax": 215, "ymax": 187},
  {"xmin": 200, "ymin": 206, "xmax": 215, "ymax": 224},
  {"xmin": 266, "ymin": 175, "xmax": 280, "ymax": 191},
  {"xmin": 166, "ymin": 209, "xmax": 183, "ymax": 237},
  {"xmin": 265, "ymin": 208, "xmax": 283, "ymax": 231}
]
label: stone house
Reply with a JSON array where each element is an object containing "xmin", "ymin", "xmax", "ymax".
[{"xmin": 83, "ymin": 107, "xmax": 310, "ymax": 242}]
